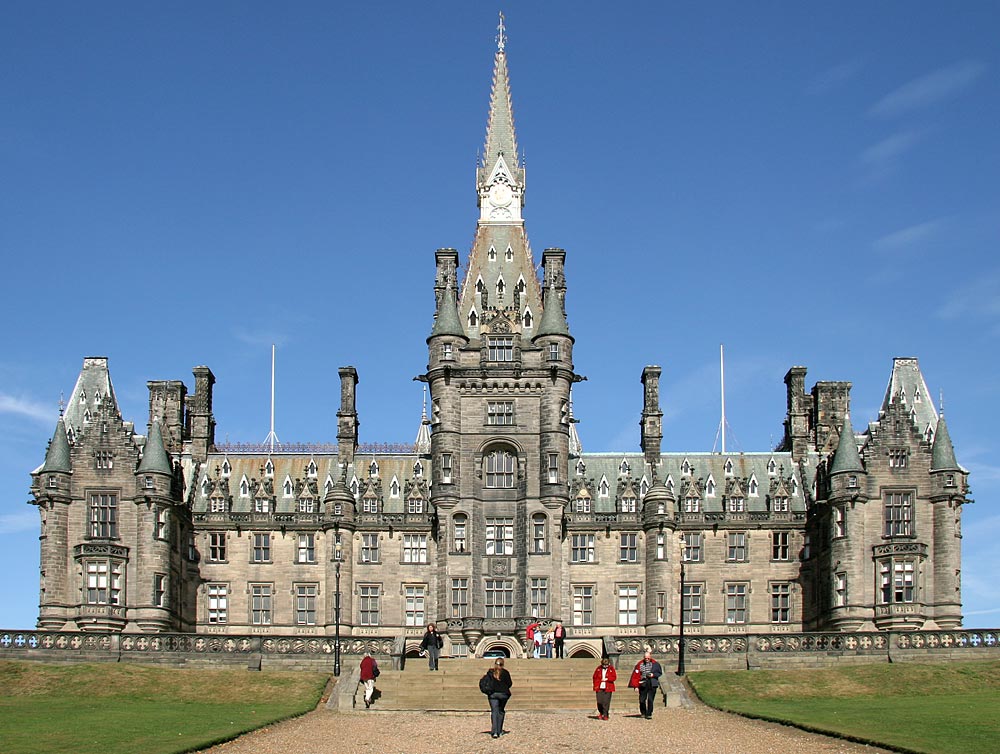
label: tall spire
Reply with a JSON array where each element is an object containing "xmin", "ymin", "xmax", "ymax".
[{"xmin": 415, "ymin": 386, "xmax": 432, "ymax": 455}]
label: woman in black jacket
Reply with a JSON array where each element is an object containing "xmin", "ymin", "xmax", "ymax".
[
  {"xmin": 419, "ymin": 622, "xmax": 444, "ymax": 670},
  {"xmin": 480, "ymin": 658, "xmax": 513, "ymax": 739}
]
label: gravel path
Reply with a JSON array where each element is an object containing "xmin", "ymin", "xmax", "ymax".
[{"xmin": 196, "ymin": 704, "xmax": 891, "ymax": 754}]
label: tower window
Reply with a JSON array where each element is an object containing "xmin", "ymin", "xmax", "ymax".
[
  {"xmin": 485, "ymin": 449, "xmax": 516, "ymax": 489},
  {"xmin": 487, "ymin": 336, "xmax": 514, "ymax": 362}
]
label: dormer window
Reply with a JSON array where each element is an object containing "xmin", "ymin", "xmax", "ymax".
[
  {"xmin": 619, "ymin": 460, "xmax": 630, "ymax": 476},
  {"xmin": 350, "ymin": 477, "xmax": 359, "ymax": 497},
  {"xmin": 665, "ymin": 475, "xmax": 674, "ymax": 493},
  {"xmin": 620, "ymin": 496, "xmax": 637, "ymax": 513},
  {"xmin": 724, "ymin": 459, "xmax": 734, "ymax": 476},
  {"xmin": 749, "ymin": 477, "xmax": 759, "ymax": 497},
  {"xmin": 283, "ymin": 477, "xmax": 293, "ymax": 497},
  {"xmin": 264, "ymin": 459, "xmax": 274, "ymax": 477},
  {"xmin": 681, "ymin": 459, "xmax": 691, "ymax": 476},
  {"xmin": 201, "ymin": 478, "xmax": 211, "ymax": 497},
  {"xmin": 791, "ymin": 476, "xmax": 799, "ymax": 495},
  {"xmin": 307, "ymin": 460, "xmax": 317, "ymax": 478},
  {"xmin": 727, "ymin": 496, "xmax": 745, "ymax": 513},
  {"xmin": 469, "ymin": 310, "xmax": 478, "ymax": 328},
  {"xmin": 523, "ymin": 310, "xmax": 533, "ymax": 328},
  {"xmin": 575, "ymin": 460, "xmax": 586, "ymax": 476},
  {"xmin": 772, "ymin": 496, "xmax": 789, "ymax": 512},
  {"xmin": 414, "ymin": 461, "xmax": 423, "ymax": 477},
  {"xmin": 575, "ymin": 496, "xmax": 591, "ymax": 513},
  {"xmin": 221, "ymin": 459, "xmax": 231, "ymax": 476},
  {"xmin": 767, "ymin": 458, "xmax": 777, "ymax": 475},
  {"xmin": 407, "ymin": 497, "xmax": 423, "ymax": 514},
  {"xmin": 298, "ymin": 498, "xmax": 315, "ymax": 513},
  {"xmin": 369, "ymin": 460, "xmax": 379, "ymax": 477},
  {"xmin": 706, "ymin": 477, "xmax": 716, "ymax": 497},
  {"xmin": 599, "ymin": 477, "xmax": 610, "ymax": 498},
  {"xmin": 488, "ymin": 247, "xmax": 497, "ymax": 261},
  {"xmin": 476, "ymin": 277, "xmax": 486, "ymax": 292},
  {"xmin": 640, "ymin": 478, "xmax": 649, "ymax": 497},
  {"xmin": 325, "ymin": 476, "xmax": 334, "ymax": 494},
  {"xmin": 390, "ymin": 478, "xmax": 400, "ymax": 498},
  {"xmin": 362, "ymin": 495, "xmax": 378, "ymax": 514},
  {"xmin": 496, "ymin": 277, "xmax": 505, "ymax": 297},
  {"xmin": 684, "ymin": 497, "xmax": 700, "ymax": 513},
  {"xmin": 79, "ymin": 390, "xmax": 87, "ymax": 404},
  {"xmin": 240, "ymin": 476, "xmax": 249, "ymax": 497}
]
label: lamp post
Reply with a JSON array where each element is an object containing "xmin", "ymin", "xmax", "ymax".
[
  {"xmin": 677, "ymin": 535, "xmax": 686, "ymax": 676},
  {"xmin": 334, "ymin": 540, "xmax": 343, "ymax": 677}
]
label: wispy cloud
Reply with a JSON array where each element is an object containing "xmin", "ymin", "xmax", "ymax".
[
  {"xmin": 0, "ymin": 510, "xmax": 37, "ymax": 535},
  {"xmin": 936, "ymin": 270, "xmax": 1000, "ymax": 336},
  {"xmin": 858, "ymin": 129, "xmax": 924, "ymax": 182},
  {"xmin": 0, "ymin": 393, "xmax": 54, "ymax": 425},
  {"xmin": 870, "ymin": 61, "xmax": 986, "ymax": 118},
  {"xmin": 807, "ymin": 60, "xmax": 864, "ymax": 95},
  {"xmin": 873, "ymin": 219, "xmax": 944, "ymax": 252}
]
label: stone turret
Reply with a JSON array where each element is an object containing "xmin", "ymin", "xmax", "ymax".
[
  {"xmin": 640, "ymin": 366, "xmax": 663, "ymax": 467},
  {"xmin": 337, "ymin": 367, "xmax": 359, "ymax": 469}
]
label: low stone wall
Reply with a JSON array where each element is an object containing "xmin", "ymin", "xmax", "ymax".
[
  {"xmin": 613, "ymin": 628, "xmax": 1000, "ymax": 670},
  {"xmin": 1, "ymin": 627, "xmax": 997, "ymax": 671}
]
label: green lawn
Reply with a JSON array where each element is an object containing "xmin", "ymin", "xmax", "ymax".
[
  {"xmin": 0, "ymin": 661, "xmax": 329, "ymax": 754},
  {"xmin": 687, "ymin": 660, "xmax": 1000, "ymax": 754}
]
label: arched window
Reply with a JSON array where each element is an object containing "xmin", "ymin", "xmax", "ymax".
[
  {"xmin": 532, "ymin": 513, "xmax": 547, "ymax": 553},
  {"xmin": 453, "ymin": 513, "xmax": 468, "ymax": 552},
  {"xmin": 485, "ymin": 449, "xmax": 516, "ymax": 489}
]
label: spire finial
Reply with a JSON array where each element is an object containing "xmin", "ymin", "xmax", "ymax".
[
  {"xmin": 58, "ymin": 391, "xmax": 65, "ymax": 417},
  {"xmin": 940, "ymin": 389, "xmax": 945, "ymax": 417},
  {"xmin": 422, "ymin": 385, "xmax": 428, "ymax": 419},
  {"xmin": 496, "ymin": 12, "xmax": 506, "ymax": 52}
]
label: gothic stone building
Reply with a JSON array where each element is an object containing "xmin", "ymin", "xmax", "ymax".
[{"xmin": 29, "ymin": 32, "xmax": 968, "ymax": 652}]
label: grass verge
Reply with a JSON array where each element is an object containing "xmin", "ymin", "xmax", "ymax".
[
  {"xmin": 0, "ymin": 660, "xmax": 329, "ymax": 754},
  {"xmin": 686, "ymin": 659, "xmax": 1000, "ymax": 754}
]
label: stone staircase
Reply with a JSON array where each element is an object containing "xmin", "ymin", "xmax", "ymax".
[{"xmin": 333, "ymin": 657, "xmax": 695, "ymax": 712}]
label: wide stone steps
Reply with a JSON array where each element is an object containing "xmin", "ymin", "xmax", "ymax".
[{"xmin": 369, "ymin": 658, "xmax": 602, "ymax": 711}]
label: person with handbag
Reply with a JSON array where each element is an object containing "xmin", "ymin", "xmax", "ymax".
[
  {"xmin": 359, "ymin": 651, "xmax": 379, "ymax": 709},
  {"xmin": 419, "ymin": 622, "xmax": 444, "ymax": 671},
  {"xmin": 479, "ymin": 657, "xmax": 513, "ymax": 739},
  {"xmin": 592, "ymin": 657, "xmax": 617, "ymax": 720},
  {"xmin": 628, "ymin": 650, "xmax": 662, "ymax": 719}
]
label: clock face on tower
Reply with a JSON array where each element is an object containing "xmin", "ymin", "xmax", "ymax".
[{"xmin": 488, "ymin": 183, "xmax": 513, "ymax": 208}]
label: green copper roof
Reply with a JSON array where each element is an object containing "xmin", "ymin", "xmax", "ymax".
[
  {"xmin": 931, "ymin": 414, "xmax": 960, "ymax": 471},
  {"xmin": 138, "ymin": 420, "xmax": 172, "ymax": 475},
  {"xmin": 41, "ymin": 417, "xmax": 72, "ymax": 473},
  {"xmin": 533, "ymin": 284, "xmax": 571, "ymax": 339},
  {"xmin": 430, "ymin": 283, "xmax": 467, "ymax": 339},
  {"xmin": 830, "ymin": 413, "xmax": 864, "ymax": 474}
]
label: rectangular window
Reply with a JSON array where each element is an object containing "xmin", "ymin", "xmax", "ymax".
[
  {"xmin": 771, "ymin": 531, "xmax": 789, "ymax": 561},
  {"xmin": 726, "ymin": 583, "xmax": 748, "ymax": 624},
  {"xmin": 297, "ymin": 533, "xmax": 316, "ymax": 563},
  {"xmin": 407, "ymin": 498, "xmax": 423, "ymax": 514},
  {"xmin": 884, "ymin": 491, "xmax": 913, "ymax": 537},
  {"xmin": 682, "ymin": 583, "xmax": 703, "ymax": 625},
  {"xmin": 487, "ymin": 336, "xmax": 514, "ymax": 362},
  {"xmin": 888, "ymin": 448, "xmax": 909, "ymax": 469},
  {"xmin": 684, "ymin": 497, "xmax": 700, "ymax": 513},
  {"xmin": 772, "ymin": 496, "xmax": 789, "ymax": 512},
  {"xmin": 254, "ymin": 498, "xmax": 271, "ymax": 514},
  {"xmin": 453, "ymin": 516, "xmax": 467, "ymax": 553},
  {"xmin": 250, "ymin": 584, "xmax": 272, "ymax": 625},
  {"xmin": 620, "ymin": 497, "xmax": 638, "ymax": 514},
  {"xmin": 362, "ymin": 497, "xmax": 378, "ymax": 514},
  {"xmin": 210, "ymin": 497, "xmax": 227, "ymax": 513},
  {"xmin": 572, "ymin": 584, "xmax": 594, "ymax": 626},
  {"xmin": 571, "ymin": 533, "xmax": 595, "ymax": 563},
  {"xmin": 95, "ymin": 450, "xmax": 114, "ymax": 470},
  {"xmin": 532, "ymin": 517, "xmax": 546, "ymax": 554},
  {"xmin": 618, "ymin": 584, "xmax": 639, "ymax": 625},
  {"xmin": 85, "ymin": 560, "xmax": 123, "ymax": 605},
  {"xmin": 485, "ymin": 451, "xmax": 515, "ymax": 489},
  {"xmin": 833, "ymin": 506, "xmax": 845, "ymax": 538},
  {"xmin": 619, "ymin": 532, "xmax": 638, "ymax": 562},
  {"xmin": 880, "ymin": 559, "xmax": 916, "ymax": 604},
  {"xmin": 487, "ymin": 401, "xmax": 514, "ymax": 426},
  {"xmin": 155, "ymin": 507, "xmax": 168, "ymax": 540},
  {"xmin": 153, "ymin": 574, "xmax": 166, "ymax": 608},
  {"xmin": 574, "ymin": 497, "xmax": 592, "ymax": 514},
  {"xmin": 834, "ymin": 572, "xmax": 847, "ymax": 607},
  {"xmin": 361, "ymin": 533, "xmax": 380, "ymax": 563},
  {"xmin": 451, "ymin": 578, "xmax": 469, "ymax": 618},
  {"xmin": 727, "ymin": 497, "xmax": 745, "ymax": 513},
  {"xmin": 655, "ymin": 591, "xmax": 666, "ymax": 623},
  {"xmin": 547, "ymin": 453, "xmax": 558, "ymax": 484},
  {"xmin": 548, "ymin": 343, "xmax": 560, "ymax": 361},
  {"xmin": 404, "ymin": 585, "xmax": 426, "ymax": 626},
  {"xmin": 441, "ymin": 343, "xmax": 453, "ymax": 360},
  {"xmin": 252, "ymin": 533, "xmax": 271, "ymax": 563},
  {"xmin": 655, "ymin": 532, "xmax": 665, "ymax": 560},
  {"xmin": 484, "ymin": 579, "xmax": 514, "ymax": 618},
  {"xmin": 486, "ymin": 517, "xmax": 514, "ymax": 556},
  {"xmin": 770, "ymin": 582, "xmax": 791, "ymax": 623},
  {"xmin": 88, "ymin": 493, "xmax": 118, "ymax": 538},
  {"xmin": 441, "ymin": 454, "xmax": 453, "ymax": 483},
  {"xmin": 207, "ymin": 583, "xmax": 228, "ymax": 624},
  {"xmin": 727, "ymin": 532, "xmax": 747, "ymax": 562},
  {"xmin": 359, "ymin": 585, "xmax": 380, "ymax": 626},
  {"xmin": 682, "ymin": 532, "xmax": 703, "ymax": 563},
  {"xmin": 403, "ymin": 534, "xmax": 428, "ymax": 563},
  {"xmin": 296, "ymin": 584, "xmax": 317, "ymax": 625},
  {"xmin": 298, "ymin": 499, "xmax": 315, "ymax": 513},
  {"xmin": 530, "ymin": 577, "xmax": 549, "ymax": 619}
]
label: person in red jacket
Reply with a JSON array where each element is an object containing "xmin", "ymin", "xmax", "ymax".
[
  {"xmin": 592, "ymin": 657, "xmax": 617, "ymax": 720},
  {"xmin": 359, "ymin": 651, "xmax": 379, "ymax": 708}
]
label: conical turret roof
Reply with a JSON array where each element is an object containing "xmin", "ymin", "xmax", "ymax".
[
  {"xmin": 931, "ymin": 414, "xmax": 960, "ymax": 471},
  {"xmin": 534, "ymin": 282, "xmax": 572, "ymax": 340},
  {"xmin": 430, "ymin": 282, "xmax": 467, "ymax": 339},
  {"xmin": 41, "ymin": 416, "xmax": 72, "ymax": 474},
  {"xmin": 830, "ymin": 413, "xmax": 864, "ymax": 474},
  {"xmin": 138, "ymin": 419, "xmax": 172, "ymax": 475}
]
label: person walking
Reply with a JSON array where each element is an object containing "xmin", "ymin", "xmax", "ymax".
[
  {"xmin": 628, "ymin": 650, "xmax": 662, "ymax": 719},
  {"xmin": 553, "ymin": 622, "xmax": 566, "ymax": 659},
  {"xmin": 419, "ymin": 622, "xmax": 444, "ymax": 671},
  {"xmin": 479, "ymin": 657, "xmax": 513, "ymax": 739},
  {"xmin": 592, "ymin": 657, "xmax": 617, "ymax": 720},
  {"xmin": 359, "ymin": 651, "xmax": 379, "ymax": 709}
]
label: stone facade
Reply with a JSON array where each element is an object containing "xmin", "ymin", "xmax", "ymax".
[{"xmin": 27, "ymin": 31, "xmax": 969, "ymax": 653}]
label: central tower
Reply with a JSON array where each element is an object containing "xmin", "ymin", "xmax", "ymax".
[{"xmin": 422, "ymin": 15, "xmax": 579, "ymax": 647}]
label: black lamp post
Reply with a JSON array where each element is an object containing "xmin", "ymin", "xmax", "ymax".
[
  {"xmin": 677, "ymin": 535, "xmax": 686, "ymax": 676},
  {"xmin": 334, "ymin": 541, "xmax": 343, "ymax": 677}
]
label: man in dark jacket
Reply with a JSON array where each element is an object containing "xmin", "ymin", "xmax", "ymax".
[
  {"xmin": 419, "ymin": 622, "xmax": 444, "ymax": 670},
  {"xmin": 628, "ymin": 650, "xmax": 662, "ymax": 719}
]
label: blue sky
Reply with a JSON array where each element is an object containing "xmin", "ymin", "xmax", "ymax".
[{"xmin": 1, "ymin": 2, "xmax": 998, "ymax": 629}]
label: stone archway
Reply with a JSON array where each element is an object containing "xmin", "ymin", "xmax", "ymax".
[
  {"xmin": 474, "ymin": 635, "xmax": 524, "ymax": 658},
  {"xmin": 568, "ymin": 643, "xmax": 601, "ymax": 659}
]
